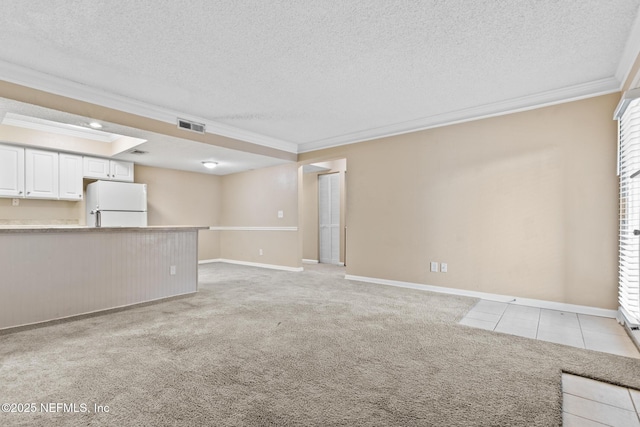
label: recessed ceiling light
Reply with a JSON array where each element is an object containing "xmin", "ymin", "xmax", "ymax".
[
  {"xmin": 202, "ymin": 161, "xmax": 218, "ymax": 169},
  {"xmin": 88, "ymin": 121, "xmax": 102, "ymax": 129}
]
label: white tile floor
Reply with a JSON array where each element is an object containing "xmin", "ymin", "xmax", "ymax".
[
  {"xmin": 459, "ymin": 300, "xmax": 640, "ymax": 359},
  {"xmin": 562, "ymin": 373, "xmax": 640, "ymax": 426},
  {"xmin": 460, "ymin": 301, "xmax": 640, "ymax": 426}
]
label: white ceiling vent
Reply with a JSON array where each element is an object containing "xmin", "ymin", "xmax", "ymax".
[{"xmin": 178, "ymin": 118, "xmax": 206, "ymax": 134}]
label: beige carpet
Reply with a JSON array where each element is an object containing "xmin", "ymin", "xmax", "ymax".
[{"xmin": 1, "ymin": 262, "xmax": 639, "ymax": 426}]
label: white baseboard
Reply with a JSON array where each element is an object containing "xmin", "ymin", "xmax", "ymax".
[
  {"xmin": 307, "ymin": 260, "xmax": 344, "ymax": 266},
  {"xmin": 202, "ymin": 258, "xmax": 303, "ymax": 272},
  {"xmin": 345, "ymin": 274, "xmax": 617, "ymax": 319},
  {"xmin": 198, "ymin": 258, "xmax": 222, "ymax": 264},
  {"xmin": 0, "ymin": 291, "xmax": 196, "ymax": 332},
  {"xmin": 303, "ymin": 259, "xmax": 345, "ymax": 266}
]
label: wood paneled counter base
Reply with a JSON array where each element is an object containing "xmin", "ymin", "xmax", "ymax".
[{"xmin": 0, "ymin": 226, "xmax": 206, "ymax": 330}]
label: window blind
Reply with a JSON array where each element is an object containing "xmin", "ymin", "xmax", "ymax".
[{"xmin": 618, "ymin": 97, "xmax": 640, "ymax": 326}]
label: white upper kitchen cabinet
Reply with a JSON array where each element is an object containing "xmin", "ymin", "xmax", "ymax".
[
  {"xmin": 83, "ymin": 156, "xmax": 110, "ymax": 180},
  {"xmin": 110, "ymin": 160, "xmax": 134, "ymax": 182},
  {"xmin": 83, "ymin": 157, "xmax": 134, "ymax": 182},
  {"xmin": 0, "ymin": 143, "xmax": 25, "ymax": 198},
  {"xmin": 59, "ymin": 153, "xmax": 83, "ymax": 200},
  {"xmin": 25, "ymin": 149, "xmax": 59, "ymax": 199}
]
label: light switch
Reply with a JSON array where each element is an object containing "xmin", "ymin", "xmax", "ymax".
[
  {"xmin": 12, "ymin": 198, "xmax": 19, "ymax": 206},
  {"xmin": 441, "ymin": 263, "xmax": 448, "ymax": 273},
  {"xmin": 430, "ymin": 262, "xmax": 439, "ymax": 273},
  {"xmin": 278, "ymin": 210, "xmax": 284, "ymax": 218}
]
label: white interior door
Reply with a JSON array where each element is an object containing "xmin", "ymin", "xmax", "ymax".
[{"xmin": 319, "ymin": 173, "xmax": 340, "ymax": 264}]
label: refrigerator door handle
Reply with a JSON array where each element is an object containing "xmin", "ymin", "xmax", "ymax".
[{"xmin": 90, "ymin": 209, "xmax": 102, "ymax": 228}]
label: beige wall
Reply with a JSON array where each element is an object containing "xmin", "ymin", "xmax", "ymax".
[
  {"xmin": 301, "ymin": 159, "xmax": 347, "ymax": 263},
  {"xmin": 0, "ymin": 197, "xmax": 83, "ymax": 225},
  {"xmin": 0, "ymin": 156, "xmax": 295, "ymax": 265},
  {"xmin": 134, "ymin": 165, "xmax": 221, "ymax": 261},
  {"xmin": 0, "ymin": 85, "xmax": 623, "ymax": 309},
  {"xmin": 300, "ymin": 94, "xmax": 620, "ymax": 310},
  {"xmin": 220, "ymin": 163, "xmax": 300, "ymax": 268}
]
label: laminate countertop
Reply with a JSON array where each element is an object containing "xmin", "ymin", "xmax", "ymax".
[{"xmin": 0, "ymin": 225, "xmax": 208, "ymax": 234}]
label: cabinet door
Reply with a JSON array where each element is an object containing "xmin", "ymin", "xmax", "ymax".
[
  {"xmin": 110, "ymin": 160, "xmax": 134, "ymax": 182},
  {"xmin": 59, "ymin": 153, "xmax": 84, "ymax": 201},
  {"xmin": 0, "ymin": 144, "xmax": 25, "ymax": 198},
  {"xmin": 83, "ymin": 156, "xmax": 110, "ymax": 179},
  {"xmin": 26, "ymin": 149, "xmax": 59, "ymax": 199}
]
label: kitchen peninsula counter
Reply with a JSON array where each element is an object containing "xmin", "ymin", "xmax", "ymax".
[{"xmin": 0, "ymin": 226, "xmax": 207, "ymax": 330}]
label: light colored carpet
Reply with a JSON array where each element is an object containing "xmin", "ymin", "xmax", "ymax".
[{"xmin": 1, "ymin": 262, "xmax": 639, "ymax": 426}]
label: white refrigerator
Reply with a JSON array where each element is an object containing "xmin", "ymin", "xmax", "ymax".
[{"xmin": 86, "ymin": 181, "xmax": 148, "ymax": 227}]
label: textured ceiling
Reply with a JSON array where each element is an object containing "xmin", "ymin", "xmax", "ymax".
[{"xmin": 0, "ymin": 1, "xmax": 639, "ymax": 171}]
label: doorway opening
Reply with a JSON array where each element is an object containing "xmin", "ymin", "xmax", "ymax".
[{"xmin": 301, "ymin": 159, "xmax": 347, "ymax": 266}]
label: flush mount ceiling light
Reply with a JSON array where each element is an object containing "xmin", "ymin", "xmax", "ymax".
[
  {"xmin": 88, "ymin": 121, "xmax": 102, "ymax": 129},
  {"xmin": 202, "ymin": 161, "xmax": 218, "ymax": 169}
]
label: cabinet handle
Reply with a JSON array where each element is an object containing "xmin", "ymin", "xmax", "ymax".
[
  {"xmin": 27, "ymin": 191, "xmax": 30, "ymax": 195},
  {"xmin": 18, "ymin": 191, "xmax": 22, "ymax": 195}
]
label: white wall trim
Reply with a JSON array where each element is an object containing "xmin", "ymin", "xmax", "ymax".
[
  {"xmin": 617, "ymin": 306, "xmax": 640, "ymax": 328},
  {"xmin": 302, "ymin": 259, "xmax": 319, "ymax": 264},
  {"xmin": 1, "ymin": 59, "xmax": 627, "ymax": 157},
  {"xmin": 0, "ymin": 60, "xmax": 298, "ymax": 154},
  {"xmin": 0, "ymin": 291, "xmax": 196, "ymax": 332},
  {"xmin": 209, "ymin": 226, "xmax": 298, "ymax": 231},
  {"xmin": 298, "ymin": 77, "xmax": 620, "ymax": 153},
  {"xmin": 201, "ymin": 258, "xmax": 303, "ymax": 272},
  {"xmin": 345, "ymin": 274, "xmax": 618, "ymax": 319},
  {"xmin": 198, "ymin": 258, "xmax": 222, "ymax": 264}
]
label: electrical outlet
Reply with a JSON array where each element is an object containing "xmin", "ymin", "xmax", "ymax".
[
  {"xmin": 259, "ymin": 249, "xmax": 263, "ymax": 256},
  {"xmin": 430, "ymin": 262, "xmax": 439, "ymax": 273},
  {"xmin": 12, "ymin": 198, "xmax": 19, "ymax": 206},
  {"xmin": 278, "ymin": 210, "xmax": 284, "ymax": 218},
  {"xmin": 170, "ymin": 265, "xmax": 176, "ymax": 275},
  {"xmin": 441, "ymin": 263, "xmax": 448, "ymax": 273}
]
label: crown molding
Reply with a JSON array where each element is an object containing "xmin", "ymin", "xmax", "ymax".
[
  {"xmin": 297, "ymin": 77, "xmax": 621, "ymax": 153},
  {"xmin": 0, "ymin": 60, "xmax": 626, "ymax": 157},
  {"xmin": 0, "ymin": 60, "xmax": 298, "ymax": 154},
  {"xmin": 616, "ymin": 8, "xmax": 640, "ymax": 87}
]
